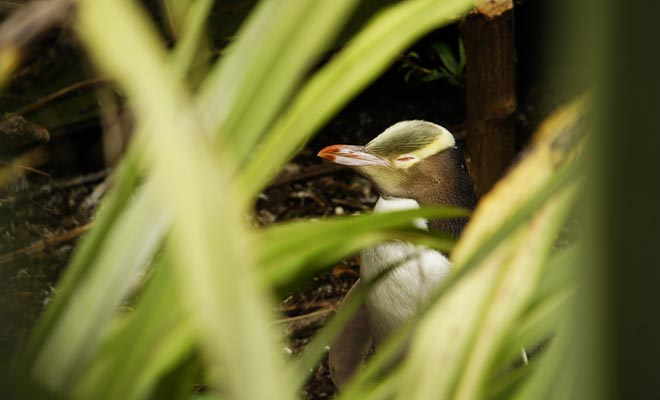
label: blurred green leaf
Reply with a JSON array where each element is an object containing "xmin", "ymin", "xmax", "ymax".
[
  {"xmin": 169, "ymin": 0, "xmax": 215, "ymax": 82},
  {"xmin": 498, "ymin": 287, "xmax": 574, "ymax": 367},
  {"xmin": 494, "ymin": 247, "xmax": 580, "ymax": 369},
  {"xmin": 259, "ymin": 206, "xmax": 467, "ymax": 286},
  {"xmin": 197, "ymin": 0, "xmax": 359, "ymax": 161},
  {"xmin": 76, "ymin": 0, "xmax": 297, "ymax": 399},
  {"xmin": 530, "ymin": 244, "xmax": 579, "ymax": 308},
  {"xmin": 453, "ymin": 189, "xmax": 576, "ymax": 400},
  {"xmin": 31, "ymin": 182, "xmax": 170, "ymax": 390},
  {"xmin": 511, "ymin": 316, "xmax": 577, "ymax": 400},
  {"xmin": 488, "ymin": 361, "xmax": 537, "ymax": 400},
  {"xmin": 159, "ymin": 0, "xmax": 189, "ymax": 39},
  {"xmin": 74, "ymin": 262, "xmax": 197, "ymax": 400},
  {"xmin": 21, "ymin": 147, "xmax": 143, "ymax": 368}
]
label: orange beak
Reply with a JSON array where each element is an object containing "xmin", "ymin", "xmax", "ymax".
[{"xmin": 317, "ymin": 144, "xmax": 388, "ymax": 167}]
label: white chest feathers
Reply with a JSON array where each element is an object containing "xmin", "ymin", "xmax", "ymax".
[{"xmin": 360, "ymin": 196, "xmax": 451, "ymax": 346}]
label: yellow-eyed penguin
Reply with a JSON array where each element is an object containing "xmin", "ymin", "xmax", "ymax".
[{"xmin": 317, "ymin": 120, "xmax": 477, "ymax": 388}]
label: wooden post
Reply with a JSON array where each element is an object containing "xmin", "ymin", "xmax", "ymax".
[{"xmin": 460, "ymin": 0, "xmax": 517, "ymax": 196}]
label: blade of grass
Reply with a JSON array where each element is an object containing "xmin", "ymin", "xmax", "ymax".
[
  {"xmin": 73, "ymin": 259, "xmax": 197, "ymax": 400},
  {"xmin": 511, "ymin": 314, "xmax": 577, "ymax": 400},
  {"xmin": 529, "ymin": 244, "xmax": 579, "ymax": 307},
  {"xmin": 268, "ymin": 229, "xmax": 455, "ymax": 294},
  {"xmin": 26, "ymin": 0, "xmax": 217, "ymax": 370},
  {"xmin": 159, "ymin": 0, "xmax": 188, "ymax": 39},
  {"xmin": 456, "ymin": 160, "xmax": 582, "ymax": 283},
  {"xmin": 20, "ymin": 146, "xmax": 143, "ymax": 368},
  {"xmin": 197, "ymin": 0, "xmax": 359, "ymax": 158},
  {"xmin": 494, "ymin": 245, "xmax": 580, "ymax": 370},
  {"xmin": 259, "ymin": 206, "xmax": 466, "ymax": 285},
  {"xmin": 496, "ymin": 287, "xmax": 574, "ymax": 368},
  {"xmin": 31, "ymin": 182, "xmax": 170, "ymax": 390},
  {"xmin": 169, "ymin": 0, "xmax": 214, "ymax": 80},
  {"xmin": 488, "ymin": 359, "xmax": 537, "ymax": 400},
  {"xmin": 77, "ymin": 1, "xmax": 296, "ymax": 399},
  {"xmin": 261, "ymin": 206, "xmax": 467, "ymax": 247},
  {"xmin": 450, "ymin": 187, "xmax": 577, "ymax": 400},
  {"xmin": 392, "ymin": 240, "xmax": 517, "ymax": 400}
]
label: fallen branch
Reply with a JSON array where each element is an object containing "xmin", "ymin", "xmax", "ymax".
[
  {"xmin": 0, "ymin": 222, "xmax": 91, "ymax": 267},
  {"xmin": 13, "ymin": 77, "xmax": 111, "ymax": 116},
  {"xmin": 267, "ymin": 163, "xmax": 346, "ymax": 189},
  {"xmin": 0, "ymin": 168, "xmax": 111, "ymax": 206},
  {"xmin": 275, "ymin": 307, "xmax": 336, "ymax": 336}
]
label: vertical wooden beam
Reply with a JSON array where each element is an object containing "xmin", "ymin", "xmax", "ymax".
[{"xmin": 460, "ymin": 0, "xmax": 517, "ymax": 196}]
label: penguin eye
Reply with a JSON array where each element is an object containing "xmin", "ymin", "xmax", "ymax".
[
  {"xmin": 396, "ymin": 156, "xmax": 417, "ymax": 163},
  {"xmin": 394, "ymin": 154, "xmax": 419, "ymax": 168}
]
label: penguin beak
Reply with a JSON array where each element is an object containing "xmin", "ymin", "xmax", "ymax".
[{"xmin": 317, "ymin": 144, "xmax": 388, "ymax": 167}]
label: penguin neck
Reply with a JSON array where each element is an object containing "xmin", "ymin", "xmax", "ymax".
[{"xmin": 400, "ymin": 149, "xmax": 477, "ymax": 237}]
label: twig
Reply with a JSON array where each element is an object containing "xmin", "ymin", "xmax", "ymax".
[
  {"xmin": 13, "ymin": 77, "xmax": 111, "ymax": 116},
  {"xmin": 330, "ymin": 198, "xmax": 371, "ymax": 211},
  {"xmin": 0, "ymin": 222, "xmax": 91, "ymax": 267},
  {"xmin": 0, "ymin": 168, "xmax": 111, "ymax": 205},
  {"xmin": 267, "ymin": 163, "xmax": 346, "ymax": 189},
  {"xmin": 79, "ymin": 174, "xmax": 112, "ymax": 212},
  {"xmin": 0, "ymin": 146, "xmax": 49, "ymax": 188},
  {"xmin": 0, "ymin": 159, "xmax": 50, "ymax": 178},
  {"xmin": 275, "ymin": 307, "xmax": 336, "ymax": 336},
  {"xmin": 159, "ymin": 0, "xmax": 179, "ymax": 40},
  {"xmin": 279, "ymin": 298, "xmax": 338, "ymax": 313},
  {"xmin": 289, "ymin": 190, "xmax": 328, "ymax": 209}
]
